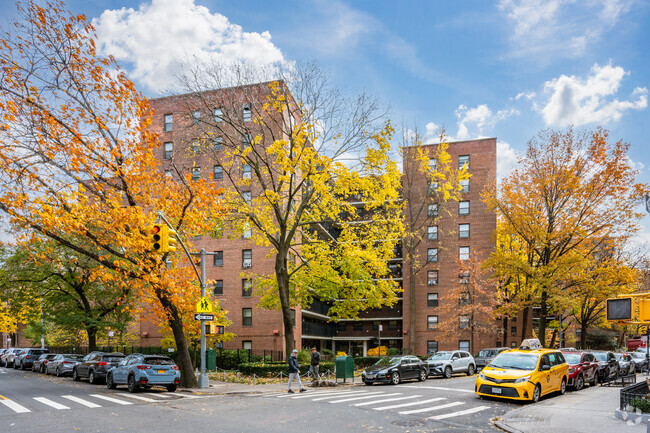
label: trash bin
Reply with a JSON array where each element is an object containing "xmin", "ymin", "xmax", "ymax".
[
  {"xmin": 336, "ymin": 355, "xmax": 354, "ymax": 383},
  {"xmin": 206, "ymin": 348, "xmax": 216, "ymax": 370}
]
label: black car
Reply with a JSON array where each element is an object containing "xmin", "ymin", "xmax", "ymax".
[
  {"xmin": 592, "ymin": 351, "xmax": 620, "ymax": 381},
  {"xmin": 14, "ymin": 348, "xmax": 49, "ymax": 370},
  {"xmin": 32, "ymin": 353, "xmax": 58, "ymax": 373},
  {"xmin": 72, "ymin": 351, "xmax": 125, "ymax": 384},
  {"xmin": 362, "ymin": 355, "xmax": 428, "ymax": 385},
  {"xmin": 629, "ymin": 352, "xmax": 649, "ymax": 372}
]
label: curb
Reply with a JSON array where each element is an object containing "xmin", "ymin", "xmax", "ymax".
[{"xmin": 493, "ymin": 420, "xmax": 525, "ymax": 433}]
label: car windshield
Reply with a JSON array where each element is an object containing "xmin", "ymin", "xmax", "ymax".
[
  {"xmin": 593, "ymin": 352, "xmax": 608, "ymax": 362},
  {"xmin": 103, "ymin": 356, "xmax": 124, "ymax": 362},
  {"xmin": 478, "ymin": 350, "xmax": 497, "ymax": 358},
  {"xmin": 144, "ymin": 357, "xmax": 175, "ymax": 365},
  {"xmin": 632, "ymin": 353, "xmax": 646, "ymax": 359},
  {"xmin": 64, "ymin": 355, "xmax": 83, "ymax": 361},
  {"xmin": 489, "ymin": 352, "xmax": 539, "ymax": 370},
  {"xmin": 31, "ymin": 350, "xmax": 48, "ymax": 356},
  {"xmin": 615, "ymin": 354, "xmax": 628, "ymax": 360},
  {"xmin": 428, "ymin": 352, "xmax": 452, "ymax": 360},
  {"xmin": 563, "ymin": 353, "xmax": 582, "ymax": 364},
  {"xmin": 374, "ymin": 357, "xmax": 401, "ymax": 367}
]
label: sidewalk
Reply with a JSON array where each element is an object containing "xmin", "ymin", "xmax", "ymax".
[
  {"xmin": 180, "ymin": 378, "xmax": 362, "ymax": 395},
  {"xmin": 496, "ymin": 385, "xmax": 647, "ymax": 433}
]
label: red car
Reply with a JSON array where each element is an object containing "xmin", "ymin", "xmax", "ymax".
[{"xmin": 561, "ymin": 351, "xmax": 599, "ymax": 390}]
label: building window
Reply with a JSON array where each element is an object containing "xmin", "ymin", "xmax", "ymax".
[
  {"xmin": 214, "ymin": 108, "xmax": 223, "ymax": 122},
  {"xmin": 242, "ymin": 224, "xmax": 251, "ymax": 239},
  {"xmin": 427, "ymin": 270, "xmax": 438, "ymax": 286},
  {"xmin": 242, "ymin": 249, "xmax": 252, "ymax": 268},
  {"xmin": 214, "ymin": 137, "xmax": 223, "ymax": 151},
  {"xmin": 427, "ymin": 316, "xmax": 438, "ymax": 329},
  {"xmin": 459, "ymin": 155, "xmax": 469, "ymax": 170},
  {"xmin": 427, "ymin": 226, "xmax": 438, "ymax": 240},
  {"xmin": 460, "ymin": 179, "xmax": 469, "ymax": 193},
  {"xmin": 337, "ymin": 322, "xmax": 347, "ymax": 332},
  {"xmin": 191, "ymin": 141, "xmax": 200, "ymax": 153},
  {"xmin": 428, "ymin": 203, "xmax": 439, "ymax": 217},
  {"xmin": 191, "ymin": 167, "xmax": 201, "ymax": 180},
  {"xmin": 243, "ymin": 164, "xmax": 252, "ymax": 179},
  {"xmin": 242, "ymin": 279, "xmax": 252, "ymax": 297},
  {"xmin": 388, "ymin": 320, "xmax": 398, "ymax": 331},
  {"xmin": 242, "ymin": 308, "xmax": 252, "ymax": 326},
  {"xmin": 242, "ymin": 191, "xmax": 251, "ymax": 206},
  {"xmin": 290, "ymin": 309, "xmax": 295, "ymax": 327},
  {"xmin": 214, "ymin": 280, "xmax": 223, "ymax": 296},
  {"xmin": 164, "ymin": 142, "xmax": 173, "ymax": 159},
  {"xmin": 242, "ymin": 104, "xmax": 252, "ymax": 122},
  {"xmin": 511, "ymin": 341, "xmax": 517, "ymax": 348},
  {"xmin": 372, "ymin": 321, "xmax": 380, "ymax": 331},
  {"xmin": 428, "ymin": 158, "xmax": 437, "ymax": 171},
  {"xmin": 241, "ymin": 133, "xmax": 252, "ymax": 148},
  {"xmin": 427, "ymin": 341, "xmax": 438, "ymax": 355},
  {"xmin": 459, "ymin": 292, "xmax": 470, "ymax": 306},
  {"xmin": 459, "ymin": 223, "xmax": 470, "ymax": 239},
  {"xmin": 459, "ymin": 246, "xmax": 470, "ymax": 261},
  {"xmin": 353, "ymin": 322, "xmax": 363, "ymax": 331},
  {"xmin": 164, "ymin": 170, "xmax": 172, "ymax": 178},
  {"xmin": 459, "ymin": 316, "xmax": 470, "ymax": 329},
  {"xmin": 511, "ymin": 326, "xmax": 517, "ymax": 337},
  {"xmin": 164, "ymin": 114, "xmax": 173, "ymax": 132},
  {"xmin": 213, "ymin": 251, "xmax": 223, "ymax": 267},
  {"xmin": 576, "ymin": 328, "xmax": 582, "ymax": 337},
  {"xmin": 242, "ymin": 341, "xmax": 252, "ymax": 350},
  {"xmin": 213, "ymin": 165, "xmax": 223, "ymax": 180},
  {"xmin": 459, "ymin": 340, "xmax": 470, "ymax": 351},
  {"xmin": 428, "ymin": 181, "xmax": 438, "ymax": 195},
  {"xmin": 427, "ymin": 248, "xmax": 438, "ymax": 263},
  {"xmin": 459, "ymin": 201, "xmax": 470, "ymax": 215},
  {"xmin": 459, "ymin": 271, "xmax": 470, "ymax": 284},
  {"xmin": 192, "ymin": 110, "xmax": 201, "ymax": 125},
  {"xmin": 427, "ymin": 293, "xmax": 438, "ymax": 307}
]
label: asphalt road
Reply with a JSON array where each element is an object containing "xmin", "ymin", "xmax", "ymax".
[{"xmin": 0, "ymin": 366, "xmax": 525, "ymax": 432}]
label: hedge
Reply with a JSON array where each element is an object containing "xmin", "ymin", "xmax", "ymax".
[
  {"xmin": 353, "ymin": 356, "xmax": 381, "ymax": 369},
  {"xmin": 237, "ymin": 361, "xmax": 335, "ymax": 377}
]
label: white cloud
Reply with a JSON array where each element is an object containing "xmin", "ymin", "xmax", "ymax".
[
  {"xmin": 539, "ymin": 63, "xmax": 648, "ymax": 127},
  {"xmin": 514, "ymin": 91, "xmax": 536, "ymax": 101},
  {"xmin": 497, "ymin": 140, "xmax": 519, "ymax": 181},
  {"xmin": 454, "ymin": 104, "xmax": 519, "ymax": 141},
  {"xmin": 92, "ymin": 0, "xmax": 288, "ymax": 93}
]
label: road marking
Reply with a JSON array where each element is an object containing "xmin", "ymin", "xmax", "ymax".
[
  {"xmin": 61, "ymin": 395, "xmax": 102, "ymax": 408},
  {"xmin": 353, "ymin": 395, "xmax": 421, "ymax": 407},
  {"xmin": 151, "ymin": 393, "xmax": 171, "ymax": 398},
  {"xmin": 399, "ymin": 401, "xmax": 464, "ymax": 415},
  {"xmin": 117, "ymin": 393, "xmax": 159, "ymax": 402},
  {"xmin": 310, "ymin": 391, "xmax": 370, "ymax": 401},
  {"xmin": 428, "ymin": 405, "xmax": 490, "ymax": 420},
  {"xmin": 327, "ymin": 392, "xmax": 389, "ymax": 403},
  {"xmin": 33, "ymin": 397, "xmax": 70, "ymax": 410},
  {"xmin": 276, "ymin": 390, "xmax": 339, "ymax": 398},
  {"xmin": 372, "ymin": 397, "xmax": 446, "ymax": 410},
  {"xmin": 290, "ymin": 390, "xmax": 365, "ymax": 400},
  {"xmin": 399, "ymin": 385, "xmax": 475, "ymax": 393},
  {"xmin": 89, "ymin": 394, "xmax": 133, "ymax": 405},
  {"xmin": 0, "ymin": 399, "xmax": 31, "ymax": 413},
  {"xmin": 165, "ymin": 392, "xmax": 200, "ymax": 399}
]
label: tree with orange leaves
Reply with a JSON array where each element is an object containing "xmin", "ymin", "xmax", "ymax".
[
  {"xmin": 484, "ymin": 128, "xmax": 648, "ymax": 348},
  {"xmin": 0, "ymin": 1, "xmax": 224, "ymax": 386}
]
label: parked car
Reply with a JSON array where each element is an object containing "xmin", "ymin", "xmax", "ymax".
[
  {"xmin": 561, "ymin": 350, "xmax": 599, "ymax": 390},
  {"xmin": 14, "ymin": 348, "xmax": 49, "ymax": 370},
  {"xmin": 73, "ymin": 351, "xmax": 124, "ymax": 384},
  {"xmin": 592, "ymin": 351, "xmax": 620, "ymax": 381},
  {"xmin": 2, "ymin": 348, "xmax": 24, "ymax": 368},
  {"xmin": 628, "ymin": 352, "xmax": 649, "ymax": 372},
  {"xmin": 475, "ymin": 348, "xmax": 569, "ymax": 403},
  {"xmin": 475, "ymin": 348, "xmax": 508, "ymax": 371},
  {"xmin": 362, "ymin": 355, "xmax": 429, "ymax": 385},
  {"xmin": 615, "ymin": 353, "xmax": 635, "ymax": 375},
  {"xmin": 32, "ymin": 353, "xmax": 58, "ymax": 373},
  {"xmin": 106, "ymin": 354, "xmax": 180, "ymax": 393},
  {"xmin": 46, "ymin": 354, "xmax": 84, "ymax": 376},
  {"xmin": 427, "ymin": 350, "xmax": 476, "ymax": 378}
]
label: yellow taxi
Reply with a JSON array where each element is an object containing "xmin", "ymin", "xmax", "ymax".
[{"xmin": 475, "ymin": 346, "xmax": 569, "ymax": 403}]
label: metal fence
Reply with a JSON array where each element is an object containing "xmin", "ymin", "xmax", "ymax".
[{"xmin": 620, "ymin": 380, "xmax": 649, "ymax": 411}]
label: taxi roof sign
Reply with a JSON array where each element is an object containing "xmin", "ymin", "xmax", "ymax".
[
  {"xmin": 519, "ymin": 338, "xmax": 543, "ymax": 350},
  {"xmin": 196, "ymin": 297, "xmax": 213, "ymax": 313}
]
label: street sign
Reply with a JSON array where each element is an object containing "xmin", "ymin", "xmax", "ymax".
[
  {"xmin": 196, "ymin": 296, "xmax": 213, "ymax": 313},
  {"xmin": 194, "ymin": 313, "xmax": 215, "ymax": 321}
]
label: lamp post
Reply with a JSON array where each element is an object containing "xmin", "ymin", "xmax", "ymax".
[{"xmin": 378, "ymin": 324, "xmax": 382, "ymax": 356}]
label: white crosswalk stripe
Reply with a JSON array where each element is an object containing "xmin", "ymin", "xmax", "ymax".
[
  {"xmin": 117, "ymin": 393, "xmax": 160, "ymax": 402},
  {"xmin": 276, "ymin": 390, "xmax": 339, "ymax": 398},
  {"xmin": 327, "ymin": 392, "xmax": 389, "ymax": 403},
  {"xmin": 428, "ymin": 405, "xmax": 489, "ymax": 420},
  {"xmin": 89, "ymin": 394, "xmax": 133, "ymax": 405},
  {"xmin": 61, "ymin": 395, "xmax": 102, "ymax": 408},
  {"xmin": 353, "ymin": 394, "xmax": 421, "ymax": 407},
  {"xmin": 399, "ymin": 385, "xmax": 475, "ymax": 394},
  {"xmin": 0, "ymin": 399, "xmax": 31, "ymax": 413},
  {"xmin": 372, "ymin": 397, "xmax": 446, "ymax": 411},
  {"xmin": 33, "ymin": 397, "xmax": 70, "ymax": 410},
  {"xmin": 310, "ymin": 391, "xmax": 370, "ymax": 401},
  {"xmin": 290, "ymin": 390, "xmax": 363, "ymax": 400},
  {"xmin": 399, "ymin": 401, "xmax": 464, "ymax": 415}
]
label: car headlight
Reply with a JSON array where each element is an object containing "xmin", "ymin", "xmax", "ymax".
[
  {"xmin": 362, "ymin": 371, "xmax": 366, "ymax": 376},
  {"xmin": 515, "ymin": 375, "xmax": 532, "ymax": 383},
  {"xmin": 569, "ymin": 368, "xmax": 576, "ymax": 373},
  {"xmin": 479, "ymin": 372, "xmax": 486, "ymax": 380}
]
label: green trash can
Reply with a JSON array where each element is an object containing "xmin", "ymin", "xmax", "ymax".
[
  {"xmin": 206, "ymin": 348, "xmax": 216, "ymax": 370},
  {"xmin": 335, "ymin": 355, "xmax": 354, "ymax": 383}
]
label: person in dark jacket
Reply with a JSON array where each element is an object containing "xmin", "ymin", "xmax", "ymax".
[
  {"xmin": 287, "ymin": 349, "xmax": 305, "ymax": 393},
  {"xmin": 309, "ymin": 347, "xmax": 321, "ymax": 380}
]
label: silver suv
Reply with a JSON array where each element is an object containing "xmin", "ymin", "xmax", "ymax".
[{"xmin": 427, "ymin": 350, "xmax": 476, "ymax": 378}]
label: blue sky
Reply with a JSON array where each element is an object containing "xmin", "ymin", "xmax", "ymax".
[{"xmin": 3, "ymin": 0, "xmax": 650, "ymax": 242}]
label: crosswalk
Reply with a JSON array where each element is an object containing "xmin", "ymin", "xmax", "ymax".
[
  {"xmin": 0, "ymin": 391, "xmax": 198, "ymax": 414},
  {"xmin": 258, "ymin": 388, "xmax": 489, "ymax": 421}
]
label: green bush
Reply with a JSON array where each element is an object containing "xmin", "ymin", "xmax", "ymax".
[
  {"xmin": 353, "ymin": 356, "xmax": 381, "ymax": 369},
  {"xmin": 630, "ymin": 398, "xmax": 650, "ymax": 413},
  {"xmin": 387, "ymin": 347, "xmax": 401, "ymax": 356},
  {"xmin": 321, "ymin": 348, "xmax": 334, "ymax": 361},
  {"xmin": 237, "ymin": 361, "xmax": 335, "ymax": 377}
]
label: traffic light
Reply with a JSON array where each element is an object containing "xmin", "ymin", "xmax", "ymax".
[
  {"xmin": 161, "ymin": 226, "xmax": 177, "ymax": 253},
  {"xmin": 149, "ymin": 224, "xmax": 163, "ymax": 253},
  {"xmin": 607, "ymin": 296, "xmax": 650, "ymax": 323}
]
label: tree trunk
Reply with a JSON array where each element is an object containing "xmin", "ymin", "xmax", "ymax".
[
  {"xmin": 549, "ymin": 328, "xmax": 557, "ymax": 349},
  {"xmin": 502, "ymin": 316, "xmax": 508, "ymax": 347},
  {"xmin": 276, "ymin": 252, "xmax": 294, "ymax": 359},
  {"xmin": 521, "ymin": 306, "xmax": 530, "ymax": 343},
  {"xmin": 408, "ymin": 260, "xmax": 416, "ymax": 354},
  {"xmin": 86, "ymin": 325, "xmax": 97, "ymax": 352},
  {"xmin": 539, "ymin": 291, "xmax": 548, "ymax": 347},
  {"xmin": 580, "ymin": 323, "xmax": 588, "ymax": 349}
]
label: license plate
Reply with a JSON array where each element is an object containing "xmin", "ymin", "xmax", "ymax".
[
  {"xmin": 492, "ymin": 387, "xmax": 502, "ymax": 394},
  {"xmin": 157, "ymin": 370, "xmax": 165, "ymax": 374},
  {"xmin": 366, "ymin": 374, "xmax": 375, "ymax": 379}
]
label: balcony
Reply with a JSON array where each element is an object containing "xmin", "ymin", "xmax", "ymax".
[
  {"xmin": 305, "ymin": 299, "xmax": 331, "ymax": 317},
  {"xmin": 302, "ymin": 321, "xmax": 336, "ymax": 338}
]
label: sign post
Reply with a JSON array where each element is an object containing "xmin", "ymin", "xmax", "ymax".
[{"xmin": 198, "ymin": 249, "xmax": 208, "ymax": 389}]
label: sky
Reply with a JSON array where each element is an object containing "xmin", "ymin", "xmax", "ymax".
[{"xmin": 2, "ymin": 0, "xmax": 650, "ymax": 243}]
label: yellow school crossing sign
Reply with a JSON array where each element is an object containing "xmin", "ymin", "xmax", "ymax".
[{"xmin": 196, "ymin": 297, "xmax": 213, "ymax": 313}]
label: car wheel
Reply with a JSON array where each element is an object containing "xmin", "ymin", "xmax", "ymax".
[
  {"xmin": 630, "ymin": 364, "xmax": 635, "ymax": 375},
  {"xmin": 106, "ymin": 373, "xmax": 116, "ymax": 389},
  {"xmin": 127, "ymin": 375, "xmax": 139, "ymax": 393},
  {"xmin": 166, "ymin": 384, "xmax": 177, "ymax": 392},
  {"xmin": 55, "ymin": 367, "xmax": 61, "ymax": 377},
  {"xmin": 32, "ymin": 364, "xmax": 36, "ymax": 372},
  {"xmin": 444, "ymin": 366, "xmax": 452, "ymax": 379},
  {"xmin": 390, "ymin": 372, "xmax": 401, "ymax": 385},
  {"xmin": 72, "ymin": 368, "xmax": 80, "ymax": 381},
  {"xmin": 575, "ymin": 375, "xmax": 584, "ymax": 391},
  {"xmin": 592, "ymin": 373, "xmax": 598, "ymax": 386},
  {"xmin": 89, "ymin": 370, "xmax": 97, "ymax": 384},
  {"xmin": 41, "ymin": 364, "xmax": 45, "ymax": 374},
  {"xmin": 604, "ymin": 369, "xmax": 610, "ymax": 381},
  {"xmin": 467, "ymin": 364, "xmax": 475, "ymax": 376},
  {"xmin": 418, "ymin": 369, "xmax": 427, "ymax": 382},
  {"xmin": 364, "ymin": 381, "xmax": 373, "ymax": 386},
  {"xmin": 20, "ymin": 361, "xmax": 25, "ymax": 371},
  {"xmin": 532, "ymin": 383, "xmax": 541, "ymax": 403},
  {"xmin": 560, "ymin": 378, "xmax": 567, "ymax": 395}
]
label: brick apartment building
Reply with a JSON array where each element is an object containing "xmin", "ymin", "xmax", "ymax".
[{"xmin": 137, "ymin": 83, "xmax": 529, "ymax": 358}]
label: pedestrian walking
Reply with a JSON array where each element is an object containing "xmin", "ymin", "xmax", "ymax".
[
  {"xmin": 309, "ymin": 347, "xmax": 321, "ymax": 380},
  {"xmin": 287, "ymin": 349, "xmax": 305, "ymax": 393}
]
